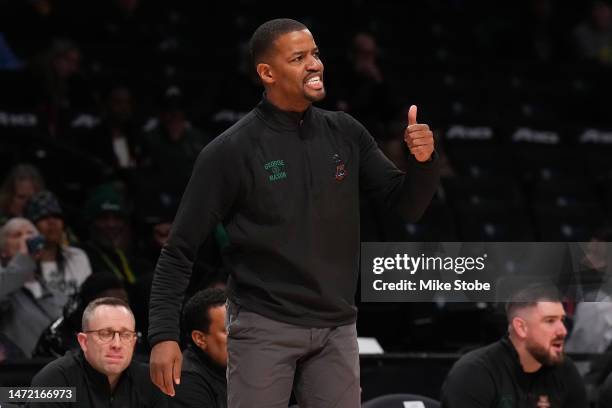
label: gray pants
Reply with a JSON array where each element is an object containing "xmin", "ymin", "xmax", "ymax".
[{"xmin": 226, "ymin": 301, "xmax": 360, "ymax": 408}]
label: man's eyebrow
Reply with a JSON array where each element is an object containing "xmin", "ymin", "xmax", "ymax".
[
  {"xmin": 541, "ymin": 313, "xmax": 565, "ymax": 319},
  {"xmin": 290, "ymin": 47, "xmax": 319, "ymax": 57},
  {"xmin": 98, "ymin": 326, "xmax": 135, "ymax": 331}
]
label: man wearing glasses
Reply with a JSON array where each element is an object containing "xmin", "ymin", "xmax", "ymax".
[{"xmin": 27, "ymin": 297, "xmax": 167, "ymax": 407}]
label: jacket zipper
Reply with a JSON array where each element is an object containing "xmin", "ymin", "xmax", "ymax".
[{"xmin": 299, "ymin": 119, "xmax": 315, "ymax": 195}]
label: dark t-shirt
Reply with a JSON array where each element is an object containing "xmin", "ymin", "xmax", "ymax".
[{"xmin": 440, "ymin": 337, "xmax": 588, "ymax": 408}]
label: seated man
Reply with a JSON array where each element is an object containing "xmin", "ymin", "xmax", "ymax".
[
  {"xmin": 440, "ymin": 284, "xmax": 588, "ymax": 408},
  {"xmin": 172, "ymin": 288, "xmax": 227, "ymax": 408},
  {"xmin": 28, "ymin": 297, "xmax": 167, "ymax": 408}
]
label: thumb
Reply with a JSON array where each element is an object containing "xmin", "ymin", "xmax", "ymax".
[{"xmin": 408, "ymin": 105, "xmax": 418, "ymax": 126}]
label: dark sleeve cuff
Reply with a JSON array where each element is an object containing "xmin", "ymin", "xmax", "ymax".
[
  {"xmin": 408, "ymin": 150, "xmax": 438, "ymax": 168},
  {"xmin": 147, "ymin": 333, "xmax": 180, "ymax": 349}
]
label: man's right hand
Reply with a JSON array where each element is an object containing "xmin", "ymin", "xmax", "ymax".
[{"xmin": 150, "ymin": 340, "xmax": 182, "ymax": 396}]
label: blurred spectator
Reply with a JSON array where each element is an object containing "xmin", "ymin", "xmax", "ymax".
[
  {"xmin": 82, "ymin": 184, "xmax": 134, "ymax": 277},
  {"xmin": 0, "ymin": 33, "xmax": 24, "ymax": 71},
  {"xmin": 0, "ymin": 217, "xmax": 66, "ymax": 357},
  {"xmin": 29, "ymin": 38, "xmax": 98, "ymax": 137},
  {"xmin": 207, "ymin": 42, "xmax": 262, "ymax": 133},
  {"xmin": 28, "ymin": 297, "xmax": 168, "ymax": 408},
  {"xmin": 34, "ymin": 273, "xmax": 128, "ymax": 358},
  {"xmin": 0, "ymin": 221, "xmax": 37, "ymax": 299},
  {"xmin": 133, "ymin": 188, "xmax": 228, "ymax": 295},
  {"xmin": 331, "ymin": 32, "xmax": 396, "ymax": 133},
  {"xmin": 135, "ymin": 190, "xmax": 177, "ymax": 265},
  {"xmin": 512, "ymin": 0, "xmax": 568, "ymax": 62},
  {"xmin": 77, "ymin": 84, "xmax": 142, "ymax": 173},
  {"xmin": 141, "ymin": 86, "xmax": 211, "ymax": 195},
  {"xmin": 566, "ymin": 295, "xmax": 612, "ymax": 353},
  {"xmin": 0, "ymin": 164, "xmax": 45, "ymax": 225},
  {"xmin": 99, "ymin": 0, "xmax": 153, "ymax": 45},
  {"xmin": 0, "ymin": 0, "xmax": 69, "ymax": 61},
  {"xmin": 173, "ymin": 288, "xmax": 227, "ymax": 408},
  {"xmin": 94, "ymin": 0, "xmax": 158, "ymax": 80},
  {"xmin": 566, "ymin": 229, "xmax": 612, "ymax": 355},
  {"xmin": 0, "ymin": 218, "xmax": 38, "ymax": 268},
  {"xmin": 572, "ymin": 0, "xmax": 612, "ymax": 65},
  {"xmin": 81, "ymin": 184, "xmax": 154, "ymax": 336},
  {"xmin": 351, "ymin": 33, "xmax": 384, "ymax": 83},
  {"xmin": 24, "ymin": 190, "xmax": 92, "ymax": 296}
]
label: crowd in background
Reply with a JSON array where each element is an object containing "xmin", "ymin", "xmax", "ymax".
[{"xmin": 1, "ymin": 0, "xmax": 612, "ymax": 403}]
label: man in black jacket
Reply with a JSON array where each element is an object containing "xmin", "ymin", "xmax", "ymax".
[
  {"xmin": 149, "ymin": 18, "xmax": 439, "ymax": 407},
  {"xmin": 28, "ymin": 297, "xmax": 167, "ymax": 408},
  {"xmin": 172, "ymin": 288, "xmax": 227, "ymax": 408},
  {"xmin": 440, "ymin": 285, "xmax": 588, "ymax": 408}
]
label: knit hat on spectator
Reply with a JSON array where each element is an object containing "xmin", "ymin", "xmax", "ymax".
[
  {"xmin": 85, "ymin": 185, "xmax": 126, "ymax": 220},
  {"xmin": 24, "ymin": 190, "xmax": 63, "ymax": 223}
]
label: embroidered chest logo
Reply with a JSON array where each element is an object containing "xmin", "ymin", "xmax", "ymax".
[
  {"xmin": 264, "ymin": 159, "xmax": 287, "ymax": 182},
  {"xmin": 333, "ymin": 154, "xmax": 346, "ymax": 181}
]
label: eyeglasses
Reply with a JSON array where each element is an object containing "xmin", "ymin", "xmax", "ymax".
[{"xmin": 84, "ymin": 328, "xmax": 138, "ymax": 344}]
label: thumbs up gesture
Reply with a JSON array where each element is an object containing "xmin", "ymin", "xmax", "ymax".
[{"xmin": 404, "ymin": 105, "xmax": 434, "ymax": 162}]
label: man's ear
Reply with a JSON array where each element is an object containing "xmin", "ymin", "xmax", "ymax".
[
  {"xmin": 511, "ymin": 316, "xmax": 528, "ymax": 339},
  {"xmin": 256, "ymin": 63, "xmax": 274, "ymax": 85},
  {"xmin": 77, "ymin": 332, "xmax": 88, "ymax": 353},
  {"xmin": 191, "ymin": 330, "xmax": 207, "ymax": 350}
]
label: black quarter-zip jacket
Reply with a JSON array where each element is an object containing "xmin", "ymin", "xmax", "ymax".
[
  {"xmin": 27, "ymin": 350, "xmax": 167, "ymax": 408},
  {"xmin": 148, "ymin": 97, "xmax": 440, "ymax": 346},
  {"xmin": 172, "ymin": 344, "xmax": 227, "ymax": 408}
]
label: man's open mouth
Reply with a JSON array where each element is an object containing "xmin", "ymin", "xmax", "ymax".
[
  {"xmin": 551, "ymin": 340, "xmax": 564, "ymax": 353},
  {"xmin": 305, "ymin": 75, "xmax": 323, "ymax": 90}
]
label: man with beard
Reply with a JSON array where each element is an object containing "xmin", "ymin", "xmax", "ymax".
[
  {"xmin": 148, "ymin": 18, "xmax": 439, "ymax": 407},
  {"xmin": 440, "ymin": 284, "xmax": 588, "ymax": 408}
]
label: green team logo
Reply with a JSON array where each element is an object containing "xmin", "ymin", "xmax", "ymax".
[{"xmin": 264, "ymin": 159, "xmax": 287, "ymax": 182}]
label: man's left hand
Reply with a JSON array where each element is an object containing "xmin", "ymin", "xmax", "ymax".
[{"xmin": 404, "ymin": 105, "xmax": 434, "ymax": 162}]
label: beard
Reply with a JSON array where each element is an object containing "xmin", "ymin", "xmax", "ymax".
[
  {"xmin": 526, "ymin": 339, "xmax": 565, "ymax": 366},
  {"xmin": 304, "ymin": 86, "xmax": 326, "ymax": 102}
]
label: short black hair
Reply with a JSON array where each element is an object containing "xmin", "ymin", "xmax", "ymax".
[
  {"xmin": 249, "ymin": 18, "xmax": 308, "ymax": 68},
  {"xmin": 505, "ymin": 283, "xmax": 562, "ymax": 322},
  {"xmin": 182, "ymin": 288, "xmax": 226, "ymax": 342}
]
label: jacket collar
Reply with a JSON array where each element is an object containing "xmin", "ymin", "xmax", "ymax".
[
  {"xmin": 75, "ymin": 349, "xmax": 130, "ymax": 395},
  {"xmin": 187, "ymin": 343, "xmax": 227, "ymax": 380},
  {"xmin": 501, "ymin": 336, "xmax": 550, "ymax": 376},
  {"xmin": 256, "ymin": 93, "xmax": 313, "ymax": 132},
  {"xmin": 501, "ymin": 335, "xmax": 521, "ymax": 366}
]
